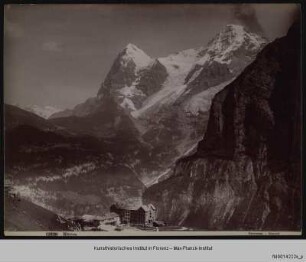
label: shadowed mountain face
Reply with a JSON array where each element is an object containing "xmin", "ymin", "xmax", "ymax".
[
  {"xmin": 5, "ymin": 105, "xmax": 145, "ymax": 218},
  {"xmin": 49, "ymin": 92, "xmax": 139, "ymax": 139},
  {"xmin": 5, "ymin": 104, "xmax": 57, "ymax": 131},
  {"xmin": 5, "ymin": 196, "xmax": 74, "ymax": 231},
  {"xmin": 144, "ymin": 21, "xmax": 301, "ymax": 231}
]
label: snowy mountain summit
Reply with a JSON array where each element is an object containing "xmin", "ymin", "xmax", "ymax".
[
  {"xmin": 195, "ymin": 24, "xmax": 267, "ymax": 71},
  {"xmin": 51, "ymin": 24, "xmax": 267, "ymax": 121},
  {"xmin": 120, "ymin": 43, "xmax": 153, "ymax": 72},
  {"xmin": 132, "ymin": 24, "xmax": 267, "ymax": 118}
]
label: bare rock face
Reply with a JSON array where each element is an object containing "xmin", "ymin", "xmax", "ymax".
[
  {"xmin": 185, "ymin": 24, "xmax": 267, "ymax": 93},
  {"xmin": 135, "ymin": 60, "xmax": 168, "ymax": 98},
  {"xmin": 144, "ymin": 21, "xmax": 301, "ymax": 231},
  {"xmin": 136, "ymin": 25, "xmax": 267, "ymax": 182}
]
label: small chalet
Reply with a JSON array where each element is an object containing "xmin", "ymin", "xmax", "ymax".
[{"xmin": 110, "ymin": 203, "xmax": 156, "ymax": 226}]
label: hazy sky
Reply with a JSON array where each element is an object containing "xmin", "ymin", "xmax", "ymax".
[{"xmin": 4, "ymin": 4, "xmax": 299, "ymax": 109}]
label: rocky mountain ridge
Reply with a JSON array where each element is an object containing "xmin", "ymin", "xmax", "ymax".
[
  {"xmin": 143, "ymin": 21, "xmax": 301, "ymax": 231},
  {"xmin": 51, "ymin": 24, "xmax": 266, "ymax": 120},
  {"xmin": 48, "ymin": 24, "xmax": 267, "ymax": 185},
  {"xmin": 13, "ymin": 104, "xmax": 62, "ymax": 119}
]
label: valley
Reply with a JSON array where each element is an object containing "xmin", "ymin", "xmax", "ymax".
[{"xmin": 4, "ymin": 20, "xmax": 301, "ymax": 233}]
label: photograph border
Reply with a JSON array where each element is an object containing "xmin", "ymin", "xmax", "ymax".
[{"xmin": 1, "ymin": 0, "xmax": 305, "ymax": 240}]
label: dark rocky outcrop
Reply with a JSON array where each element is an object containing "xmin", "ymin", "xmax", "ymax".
[
  {"xmin": 144, "ymin": 21, "xmax": 301, "ymax": 231},
  {"xmin": 185, "ymin": 61, "xmax": 233, "ymax": 95},
  {"xmin": 135, "ymin": 60, "xmax": 168, "ymax": 98}
]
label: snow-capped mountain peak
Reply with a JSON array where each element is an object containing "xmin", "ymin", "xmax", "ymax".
[
  {"xmin": 125, "ymin": 43, "xmax": 141, "ymax": 51},
  {"xmin": 53, "ymin": 24, "xmax": 267, "ymax": 121},
  {"xmin": 132, "ymin": 49, "xmax": 201, "ymax": 118},
  {"xmin": 197, "ymin": 24, "xmax": 267, "ymax": 66},
  {"xmin": 120, "ymin": 43, "xmax": 153, "ymax": 72},
  {"xmin": 132, "ymin": 24, "xmax": 267, "ymax": 118}
]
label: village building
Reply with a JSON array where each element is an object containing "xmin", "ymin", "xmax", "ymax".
[{"xmin": 110, "ymin": 203, "xmax": 157, "ymax": 226}]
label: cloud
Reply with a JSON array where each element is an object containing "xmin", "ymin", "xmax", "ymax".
[
  {"xmin": 231, "ymin": 4, "xmax": 264, "ymax": 35},
  {"xmin": 42, "ymin": 41, "xmax": 63, "ymax": 52}
]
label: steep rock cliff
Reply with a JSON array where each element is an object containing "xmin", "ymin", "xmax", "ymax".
[{"xmin": 144, "ymin": 21, "xmax": 301, "ymax": 231}]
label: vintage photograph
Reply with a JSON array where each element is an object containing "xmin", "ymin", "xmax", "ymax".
[{"xmin": 3, "ymin": 3, "xmax": 302, "ymax": 236}]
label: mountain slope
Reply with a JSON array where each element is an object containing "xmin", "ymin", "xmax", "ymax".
[
  {"xmin": 5, "ymin": 196, "xmax": 73, "ymax": 231},
  {"xmin": 5, "ymin": 104, "xmax": 57, "ymax": 131},
  {"xmin": 5, "ymin": 105, "xmax": 145, "ymax": 218},
  {"xmin": 48, "ymin": 25, "xmax": 266, "ymax": 185},
  {"xmin": 135, "ymin": 25, "xmax": 267, "ymax": 185},
  {"xmin": 144, "ymin": 21, "xmax": 301, "ymax": 231},
  {"xmin": 19, "ymin": 105, "xmax": 62, "ymax": 119},
  {"xmin": 49, "ymin": 93, "xmax": 139, "ymax": 138},
  {"xmin": 133, "ymin": 24, "xmax": 267, "ymax": 118}
]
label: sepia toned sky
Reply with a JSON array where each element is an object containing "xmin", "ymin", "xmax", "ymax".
[{"xmin": 4, "ymin": 4, "xmax": 299, "ymax": 109}]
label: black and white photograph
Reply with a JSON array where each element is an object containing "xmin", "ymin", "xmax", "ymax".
[{"xmin": 3, "ymin": 3, "xmax": 302, "ymax": 236}]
